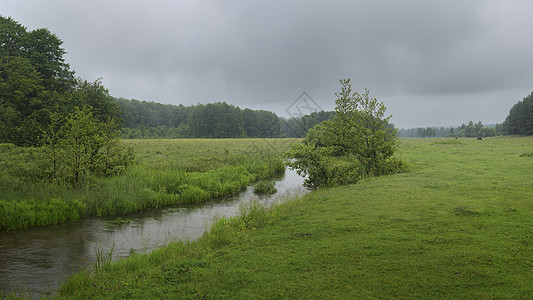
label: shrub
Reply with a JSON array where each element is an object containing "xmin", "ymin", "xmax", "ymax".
[{"xmin": 287, "ymin": 79, "xmax": 406, "ymax": 189}]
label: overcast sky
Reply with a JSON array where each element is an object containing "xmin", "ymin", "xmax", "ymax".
[{"xmin": 3, "ymin": 0, "xmax": 533, "ymax": 128}]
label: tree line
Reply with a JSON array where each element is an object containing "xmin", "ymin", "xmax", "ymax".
[
  {"xmin": 502, "ymin": 92, "xmax": 533, "ymax": 135},
  {"xmin": 115, "ymin": 97, "xmax": 334, "ymax": 139},
  {"xmin": 398, "ymin": 121, "xmax": 501, "ymax": 138}
]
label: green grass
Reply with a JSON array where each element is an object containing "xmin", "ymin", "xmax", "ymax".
[
  {"xmin": 253, "ymin": 180, "xmax": 277, "ymax": 195},
  {"xmin": 55, "ymin": 136, "xmax": 533, "ymax": 298},
  {"xmin": 0, "ymin": 139, "xmax": 297, "ymax": 231}
]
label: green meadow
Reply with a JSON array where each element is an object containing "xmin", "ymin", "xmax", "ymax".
[
  {"xmin": 54, "ymin": 137, "xmax": 533, "ymax": 299},
  {"xmin": 0, "ymin": 139, "xmax": 295, "ymax": 231}
]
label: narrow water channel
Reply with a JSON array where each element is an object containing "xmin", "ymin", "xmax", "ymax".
[{"xmin": 0, "ymin": 168, "xmax": 305, "ymax": 297}]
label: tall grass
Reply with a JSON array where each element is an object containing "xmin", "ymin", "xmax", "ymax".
[{"xmin": 0, "ymin": 139, "xmax": 289, "ymax": 231}]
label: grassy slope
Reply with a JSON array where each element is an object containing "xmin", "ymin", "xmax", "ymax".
[{"xmin": 57, "ymin": 137, "xmax": 532, "ymax": 299}]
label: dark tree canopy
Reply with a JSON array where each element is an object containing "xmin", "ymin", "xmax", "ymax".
[
  {"xmin": 114, "ymin": 97, "xmax": 334, "ymax": 139},
  {"xmin": 502, "ymin": 92, "xmax": 533, "ymax": 136},
  {"xmin": 0, "ymin": 16, "xmax": 119, "ymax": 146},
  {"xmin": 0, "ymin": 16, "xmax": 75, "ymax": 93}
]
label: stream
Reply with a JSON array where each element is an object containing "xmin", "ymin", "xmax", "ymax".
[{"xmin": 0, "ymin": 168, "xmax": 305, "ymax": 297}]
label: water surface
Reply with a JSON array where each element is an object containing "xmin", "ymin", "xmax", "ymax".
[{"xmin": 0, "ymin": 168, "xmax": 305, "ymax": 297}]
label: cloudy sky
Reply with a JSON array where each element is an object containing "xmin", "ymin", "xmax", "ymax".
[{"xmin": 3, "ymin": 0, "xmax": 533, "ymax": 128}]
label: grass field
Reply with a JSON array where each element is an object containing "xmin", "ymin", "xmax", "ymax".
[
  {"xmin": 0, "ymin": 139, "xmax": 297, "ymax": 231},
  {"xmin": 53, "ymin": 136, "xmax": 533, "ymax": 298}
]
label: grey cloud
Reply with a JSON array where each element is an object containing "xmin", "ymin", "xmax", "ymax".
[{"xmin": 2, "ymin": 0, "xmax": 533, "ymax": 127}]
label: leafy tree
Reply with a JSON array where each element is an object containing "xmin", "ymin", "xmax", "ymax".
[
  {"xmin": 448, "ymin": 127, "xmax": 455, "ymax": 137},
  {"xmin": 303, "ymin": 120, "xmax": 339, "ymax": 151},
  {"xmin": 187, "ymin": 102, "xmax": 245, "ymax": 138},
  {"xmin": 0, "ymin": 55, "xmax": 43, "ymax": 145},
  {"xmin": 287, "ymin": 144, "xmax": 334, "ymax": 189},
  {"xmin": 495, "ymin": 123, "xmax": 502, "ymax": 136},
  {"xmin": 41, "ymin": 106, "xmax": 134, "ymax": 186},
  {"xmin": 478, "ymin": 126, "xmax": 496, "ymax": 138},
  {"xmin": 459, "ymin": 121, "xmax": 477, "ymax": 137},
  {"xmin": 474, "ymin": 121, "xmax": 483, "ymax": 135},
  {"xmin": 41, "ymin": 110, "xmax": 65, "ymax": 180},
  {"xmin": 0, "ymin": 16, "xmax": 125, "ymax": 146},
  {"xmin": 24, "ymin": 28, "xmax": 75, "ymax": 92},
  {"xmin": 417, "ymin": 127, "xmax": 436, "ymax": 137},
  {"xmin": 288, "ymin": 79, "xmax": 402, "ymax": 188},
  {"xmin": 60, "ymin": 107, "xmax": 105, "ymax": 185},
  {"xmin": 0, "ymin": 16, "xmax": 74, "ymax": 92},
  {"xmin": 329, "ymin": 79, "xmax": 398, "ymax": 175},
  {"xmin": 69, "ymin": 79, "xmax": 121, "ymax": 122},
  {"xmin": 502, "ymin": 92, "xmax": 533, "ymax": 135},
  {"xmin": 0, "ymin": 16, "xmax": 28, "ymax": 57}
]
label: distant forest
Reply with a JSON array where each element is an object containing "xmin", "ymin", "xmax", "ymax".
[
  {"xmin": 1, "ymin": 15, "xmax": 533, "ymax": 147},
  {"xmin": 501, "ymin": 91, "xmax": 533, "ymax": 136},
  {"xmin": 398, "ymin": 121, "xmax": 501, "ymax": 138},
  {"xmin": 398, "ymin": 92, "xmax": 533, "ymax": 138},
  {"xmin": 114, "ymin": 98, "xmax": 334, "ymax": 139}
]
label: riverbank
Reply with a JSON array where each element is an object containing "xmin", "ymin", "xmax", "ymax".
[
  {"xmin": 54, "ymin": 137, "xmax": 533, "ymax": 298},
  {"xmin": 0, "ymin": 139, "xmax": 296, "ymax": 231}
]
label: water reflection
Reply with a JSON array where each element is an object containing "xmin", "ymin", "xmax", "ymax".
[{"xmin": 0, "ymin": 168, "xmax": 305, "ymax": 297}]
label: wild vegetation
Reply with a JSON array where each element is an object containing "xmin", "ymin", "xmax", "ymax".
[
  {"xmin": 287, "ymin": 79, "xmax": 407, "ymax": 188},
  {"xmin": 53, "ymin": 137, "xmax": 533, "ymax": 299},
  {"xmin": 399, "ymin": 91, "xmax": 533, "ymax": 138},
  {"xmin": 116, "ymin": 98, "xmax": 335, "ymax": 139},
  {"xmin": 400, "ymin": 121, "xmax": 501, "ymax": 138},
  {"xmin": 0, "ymin": 139, "xmax": 291, "ymax": 231},
  {"xmin": 0, "ymin": 16, "xmax": 122, "ymax": 147},
  {"xmin": 253, "ymin": 180, "xmax": 277, "ymax": 195}
]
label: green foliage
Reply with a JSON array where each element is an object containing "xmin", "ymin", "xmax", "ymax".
[
  {"xmin": 0, "ymin": 143, "xmax": 15, "ymax": 152},
  {"xmin": 287, "ymin": 143, "xmax": 336, "ymax": 188},
  {"xmin": 41, "ymin": 106, "xmax": 135, "ymax": 186},
  {"xmin": 0, "ymin": 16, "xmax": 74, "ymax": 93},
  {"xmin": 187, "ymin": 102, "xmax": 246, "ymax": 138},
  {"xmin": 329, "ymin": 79, "xmax": 399, "ymax": 175},
  {"xmin": 289, "ymin": 79, "xmax": 402, "ymax": 188},
  {"xmin": 458, "ymin": 121, "xmax": 478, "ymax": 137},
  {"xmin": 478, "ymin": 126, "xmax": 496, "ymax": 137},
  {"xmin": 253, "ymin": 180, "xmax": 277, "ymax": 195},
  {"xmin": 115, "ymin": 98, "xmax": 290, "ymax": 139},
  {"xmin": 502, "ymin": 91, "xmax": 533, "ymax": 135},
  {"xmin": 399, "ymin": 122, "xmax": 503, "ymax": 138},
  {"xmin": 417, "ymin": 127, "xmax": 436, "ymax": 137},
  {"xmin": 0, "ymin": 16, "xmax": 120, "ymax": 146}
]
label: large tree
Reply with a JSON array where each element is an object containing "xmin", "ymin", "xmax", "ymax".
[
  {"xmin": 0, "ymin": 16, "xmax": 74, "ymax": 92},
  {"xmin": 187, "ymin": 102, "xmax": 246, "ymax": 138},
  {"xmin": 0, "ymin": 16, "xmax": 122, "ymax": 146},
  {"xmin": 502, "ymin": 92, "xmax": 533, "ymax": 135},
  {"xmin": 330, "ymin": 79, "xmax": 398, "ymax": 175},
  {"xmin": 288, "ymin": 79, "xmax": 402, "ymax": 188}
]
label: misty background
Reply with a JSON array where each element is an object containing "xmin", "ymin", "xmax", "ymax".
[{"xmin": 3, "ymin": 0, "xmax": 533, "ymax": 128}]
